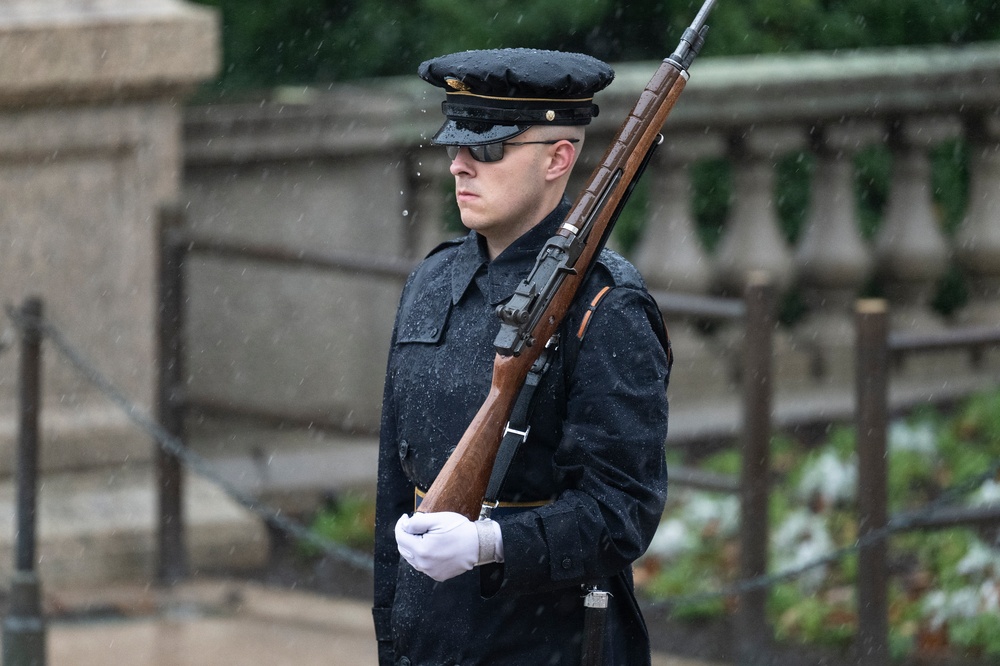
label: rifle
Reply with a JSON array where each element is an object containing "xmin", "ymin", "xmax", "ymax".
[{"xmin": 418, "ymin": 0, "xmax": 717, "ymax": 521}]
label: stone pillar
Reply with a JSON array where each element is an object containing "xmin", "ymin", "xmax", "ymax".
[
  {"xmin": 0, "ymin": 0, "xmax": 219, "ymax": 474},
  {"xmin": 955, "ymin": 114, "xmax": 1000, "ymax": 325},
  {"xmin": 635, "ymin": 131, "xmax": 732, "ymax": 400},
  {"xmin": 713, "ymin": 127, "xmax": 809, "ymax": 390},
  {"xmin": 713, "ymin": 126, "xmax": 802, "ymax": 296},
  {"xmin": 873, "ymin": 118, "xmax": 958, "ymax": 332},
  {"xmin": 793, "ymin": 122, "xmax": 880, "ymax": 383}
]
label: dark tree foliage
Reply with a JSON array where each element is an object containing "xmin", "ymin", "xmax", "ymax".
[{"xmin": 191, "ymin": 0, "xmax": 1000, "ymax": 90}]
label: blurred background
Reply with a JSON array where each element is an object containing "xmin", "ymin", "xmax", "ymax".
[{"xmin": 4, "ymin": 1, "xmax": 1000, "ymax": 664}]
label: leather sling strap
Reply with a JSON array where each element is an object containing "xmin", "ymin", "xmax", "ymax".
[{"xmin": 479, "ymin": 335, "xmax": 558, "ymax": 520}]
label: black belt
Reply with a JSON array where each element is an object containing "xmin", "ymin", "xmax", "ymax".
[{"xmin": 414, "ymin": 488, "xmax": 550, "ymax": 517}]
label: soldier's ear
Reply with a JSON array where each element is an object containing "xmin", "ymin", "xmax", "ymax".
[{"xmin": 544, "ymin": 139, "xmax": 577, "ymax": 182}]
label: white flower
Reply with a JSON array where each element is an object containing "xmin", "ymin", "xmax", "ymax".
[
  {"xmin": 970, "ymin": 479, "xmax": 1000, "ymax": 507},
  {"xmin": 797, "ymin": 450, "xmax": 857, "ymax": 507},
  {"xmin": 980, "ymin": 580, "xmax": 1000, "ymax": 614},
  {"xmin": 888, "ymin": 420, "xmax": 938, "ymax": 455},
  {"xmin": 772, "ymin": 509, "xmax": 835, "ymax": 592},
  {"xmin": 921, "ymin": 540, "xmax": 1000, "ymax": 630},
  {"xmin": 646, "ymin": 518, "xmax": 694, "ymax": 560},
  {"xmin": 956, "ymin": 541, "xmax": 1000, "ymax": 579},
  {"xmin": 685, "ymin": 493, "xmax": 740, "ymax": 537},
  {"xmin": 923, "ymin": 586, "xmax": 989, "ymax": 630}
]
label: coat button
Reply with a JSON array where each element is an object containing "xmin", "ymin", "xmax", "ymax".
[
  {"xmin": 561, "ymin": 557, "xmax": 573, "ymax": 570},
  {"xmin": 398, "ymin": 658, "xmax": 411, "ymax": 666},
  {"xmin": 399, "ymin": 439, "xmax": 410, "ymax": 458}
]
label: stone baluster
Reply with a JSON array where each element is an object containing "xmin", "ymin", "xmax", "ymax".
[
  {"xmin": 635, "ymin": 131, "xmax": 731, "ymax": 399},
  {"xmin": 713, "ymin": 127, "xmax": 801, "ymax": 296},
  {"xmin": 793, "ymin": 121, "xmax": 880, "ymax": 383},
  {"xmin": 635, "ymin": 132, "xmax": 723, "ymax": 294},
  {"xmin": 712, "ymin": 127, "xmax": 811, "ymax": 392},
  {"xmin": 955, "ymin": 113, "xmax": 1000, "ymax": 325},
  {"xmin": 874, "ymin": 118, "xmax": 959, "ymax": 332}
]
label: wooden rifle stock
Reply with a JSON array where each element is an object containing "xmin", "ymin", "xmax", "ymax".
[{"xmin": 418, "ymin": 0, "xmax": 716, "ymax": 520}]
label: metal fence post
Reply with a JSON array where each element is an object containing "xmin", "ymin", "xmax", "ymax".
[
  {"xmin": 156, "ymin": 203, "xmax": 189, "ymax": 584},
  {"xmin": 3, "ymin": 297, "xmax": 47, "ymax": 666},
  {"xmin": 855, "ymin": 299, "xmax": 889, "ymax": 664},
  {"xmin": 735, "ymin": 273, "xmax": 776, "ymax": 664}
]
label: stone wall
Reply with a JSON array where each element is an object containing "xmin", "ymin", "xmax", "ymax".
[{"xmin": 0, "ymin": 0, "xmax": 218, "ymax": 473}]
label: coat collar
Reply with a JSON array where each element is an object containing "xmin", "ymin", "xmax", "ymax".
[{"xmin": 450, "ymin": 197, "xmax": 571, "ymax": 306}]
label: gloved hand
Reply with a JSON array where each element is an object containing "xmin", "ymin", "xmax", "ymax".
[{"xmin": 395, "ymin": 512, "xmax": 503, "ymax": 582}]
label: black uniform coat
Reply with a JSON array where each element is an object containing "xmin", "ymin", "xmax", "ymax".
[{"xmin": 373, "ymin": 198, "xmax": 671, "ymax": 666}]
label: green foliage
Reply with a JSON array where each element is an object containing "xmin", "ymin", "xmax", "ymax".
[
  {"xmin": 825, "ymin": 425, "xmax": 857, "ymax": 459},
  {"xmin": 950, "ymin": 613, "xmax": 1000, "ymax": 657},
  {"xmin": 775, "ymin": 151, "xmax": 813, "ymax": 246},
  {"xmin": 301, "ymin": 493, "xmax": 376, "ymax": 557},
  {"xmin": 854, "ymin": 145, "xmax": 893, "ymax": 241},
  {"xmin": 770, "ymin": 583, "xmax": 856, "ymax": 648},
  {"xmin": 954, "ymin": 390, "xmax": 1000, "ymax": 451},
  {"xmin": 417, "ymin": 0, "xmax": 611, "ymax": 58},
  {"xmin": 931, "ymin": 139, "xmax": 970, "ymax": 235},
  {"xmin": 699, "ymin": 448, "xmax": 742, "ymax": 477},
  {"xmin": 887, "ymin": 448, "xmax": 937, "ymax": 508},
  {"xmin": 690, "ymin": 158, "xmax": 731, "ymax": 253},
  {"xmin": 644, "ymin": 388, "xmax": 1000, "ymax": 659},
  {"xmin": 643, "ymin": 547, "xmax": 729, "ymax": 621},
  {"xmin": 193, "ymin": 0, "xmax": 418, "ymax": 91},
  {"xmin": 190, "ymin": 0, "xmax": 1000, "ymax": 91},
  {"xmin": 610, "ymin": 175, "xmax": 651, "ymax": 255}
]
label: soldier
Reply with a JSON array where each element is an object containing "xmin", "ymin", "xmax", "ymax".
[{"xmin": 373, "ymin": 48, "xmax": 671, "ymax": 665}]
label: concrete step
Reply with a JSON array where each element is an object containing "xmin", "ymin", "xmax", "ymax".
[
  {"xmin": 0, "ymin": 464, "xmax": 269, "ymax": 587},
  {"xmin": 38, "ymin": 579, "xmax": 727, "ymax": 666}
]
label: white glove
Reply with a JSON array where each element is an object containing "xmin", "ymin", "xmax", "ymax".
[{"xmin": 395, "ymin": 512, "xmax": 503, "ymax": 582}]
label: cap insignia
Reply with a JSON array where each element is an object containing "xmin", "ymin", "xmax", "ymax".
[
  {"xmin": 445, "ymin": 77, "xmax": 470, "ymax": 92},
  {"xmin": 545, "ymin": 110, "xmax": 556, "ymax": 121}
]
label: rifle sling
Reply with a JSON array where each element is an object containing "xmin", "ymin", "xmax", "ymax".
[{"xmin": 479, "ymin": 336, "xmax": 558, "ymax": 520}]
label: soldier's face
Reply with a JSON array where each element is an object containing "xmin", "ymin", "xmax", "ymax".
[{"xmin": 448, "ymin": 129, "xmax": 560, "ymax": 257}]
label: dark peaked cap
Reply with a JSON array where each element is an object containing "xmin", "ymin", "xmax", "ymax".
[{"xmin": 419, "ymin": 48, "xmax": 615, "ymax": 146}]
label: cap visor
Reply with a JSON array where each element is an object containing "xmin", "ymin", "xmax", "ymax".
[{"xmin": 430, "ymin": 120, "xmax": 529, "ymax": 146}]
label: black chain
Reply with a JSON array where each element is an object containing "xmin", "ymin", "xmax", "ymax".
[{"xmin": 4, "ymin": 303, "xmax": 374, "ymax": 573}]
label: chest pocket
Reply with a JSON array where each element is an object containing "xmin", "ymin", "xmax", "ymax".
[{"xmin": 395, "ymin": 269, "xmax": 452, "ymax": 345}]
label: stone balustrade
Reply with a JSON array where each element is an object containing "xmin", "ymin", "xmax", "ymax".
[{"xmin": 181, "ymin": 43, "xmax": 1000, "ymax": 441}]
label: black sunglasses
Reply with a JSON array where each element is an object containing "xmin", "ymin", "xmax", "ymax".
[{"xmin": 446, "ymin": 138, "xmax": 580, "ymax": 164}]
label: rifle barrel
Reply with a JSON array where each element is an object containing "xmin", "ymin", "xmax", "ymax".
[{"xmin": 691, "ymin": 0, "xmax": 717, "ymax": 32}]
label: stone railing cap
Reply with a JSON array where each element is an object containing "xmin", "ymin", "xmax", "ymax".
[
  {"xmin": 0, "ymin": 0, "xmax": 219, "ymax": 108},
  {"xmin": 184, "ymin": 43, "xmax": 1000, "ymax": 164},
  {"xmin": 600, "ymin": 42, "xmax": 1000, "ymax": 128}
]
